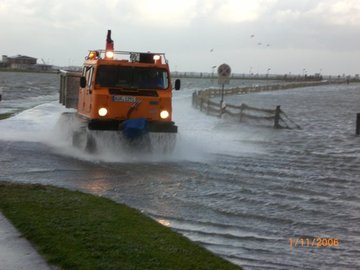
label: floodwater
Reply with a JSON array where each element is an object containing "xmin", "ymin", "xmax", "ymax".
[{"xmin": 0, "ymin": 71, "xmax": 360, "ymax": 269}]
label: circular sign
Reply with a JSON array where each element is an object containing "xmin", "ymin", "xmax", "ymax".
[{"xmin": 217, "ymin": 63, "xmax": 231, "ymax": 77}]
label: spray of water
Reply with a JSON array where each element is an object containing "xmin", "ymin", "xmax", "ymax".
[{"xmin": 0, "ymin": 92, "xmax": 267, "ymax": 163}]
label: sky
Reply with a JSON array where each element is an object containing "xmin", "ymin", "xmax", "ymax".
[{"xmin": 1, "ymin": 0, "xmax": 360, "ymax": 75}]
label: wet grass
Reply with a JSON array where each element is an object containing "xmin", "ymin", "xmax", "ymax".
[
  {"xmin": 0, "ymin": 182, "xmax": 242, "ymax": 270},
  {"xmin": 0, "ymin": 112, "xmax": 14, "ymax": 120}
]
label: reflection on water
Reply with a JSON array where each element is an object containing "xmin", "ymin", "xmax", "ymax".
[
  {"xmin": 78, "ymin": 170, "xmax": 113, "ymax": 196},
  {"xmin": 157, "ymin": 219, "xmax": 171, "ymax": 227}
]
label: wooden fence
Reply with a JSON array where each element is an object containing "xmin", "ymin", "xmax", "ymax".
[{"xmin": 192, "ymin": 83, "xmax": 304, "ymax": 129}]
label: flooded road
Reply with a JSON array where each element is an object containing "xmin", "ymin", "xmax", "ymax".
[{"xmin": 1, "ymin": 72, "xmax": 360, "ymax": 269}]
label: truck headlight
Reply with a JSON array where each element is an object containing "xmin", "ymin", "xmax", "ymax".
[
  {"xmin": 98, "ymin": 107, "xmax": 108, "ymax": 117},
  {"xmin": 160, "ymin": 110, "xmax": 169, "ymax": 119}
]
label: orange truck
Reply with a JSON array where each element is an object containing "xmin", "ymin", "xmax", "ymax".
[{"xmin": 59, "ymin": 30, "xmax": 180, "ymax": 152}]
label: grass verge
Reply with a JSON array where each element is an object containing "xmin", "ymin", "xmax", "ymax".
[
  {"xmin": 0, "ymin": 112, "xmax": 15, "ymax": 120},
  {"xmin": 0, "ymin": 182, "xmax": 242, "ymax": 270}
]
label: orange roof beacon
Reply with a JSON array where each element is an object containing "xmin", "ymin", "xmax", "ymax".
[{"xmin": 59, "ymin": 30, "xmax": 181, "ymax": 153}]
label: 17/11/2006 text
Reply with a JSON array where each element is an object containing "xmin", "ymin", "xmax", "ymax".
[{"xmin": 289, "ymin": 238, "xmax": 340, "ymax": 248}]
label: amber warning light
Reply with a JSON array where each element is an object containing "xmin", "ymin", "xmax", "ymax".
[{"xmin": 87, "ymin": 51, "xmax": 99, "ymax": 60}]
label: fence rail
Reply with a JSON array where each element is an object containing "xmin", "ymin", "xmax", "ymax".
[
  {"xmin": 194, "ymin": 80, "xmax": 342, "ymax": 99},
  {"xmin": 192, "ymin": 83, "xmax": 306, "ymax": 129}
]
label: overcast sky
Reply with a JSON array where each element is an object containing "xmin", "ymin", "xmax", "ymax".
[{"xmin": 1, "ymin": 0, "xmax": 360, "ymax": 75}]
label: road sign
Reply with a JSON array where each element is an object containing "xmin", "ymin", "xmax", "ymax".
[
  {"xmin": 217, "ymin": 63, "xmax": 231, "ymax": 77},
  {"xmin": 217, "ymin": 63, "xmax": 231, "ymax": 85}
]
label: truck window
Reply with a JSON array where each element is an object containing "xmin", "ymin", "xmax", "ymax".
[
  {"xmin": 82, "ymin": 66, "xmax": 94, "ymax": 88},
  {"xmin": 95, "ymin": 65, "xmax": 169, "ymax": 90},
  {"xmin": 87, "ymin": 67, "xmax": 93, "ymax": 88}
]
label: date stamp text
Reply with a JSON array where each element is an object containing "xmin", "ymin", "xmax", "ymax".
[{"xmin": 289, "ymin": 238, "xmax": 340, "ymax": 248}]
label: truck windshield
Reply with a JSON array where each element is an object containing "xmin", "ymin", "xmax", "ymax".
[{"xmin": 95, "ymin": 65, "xmax": 169, "ymax": 89}]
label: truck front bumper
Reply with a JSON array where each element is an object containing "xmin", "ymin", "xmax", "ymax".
[{"xmin": 87, "ymin": 118, "xmax": 177, "ymax": 133}]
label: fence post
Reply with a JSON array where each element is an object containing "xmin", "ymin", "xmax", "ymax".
[
  {"xmin": 239, "ymin": 104, "xmax": 244, "ymax": 122},
  {"xmin": 274, "ymin": 105, "xmax": 281, "ymax": 128},
  {"xmin": 356, "ymin": 113, "xmax": 360, "ymax": 135},
  {"xmin": 220, "ymin": 84, "xmax": 225, "ymax": 108}
]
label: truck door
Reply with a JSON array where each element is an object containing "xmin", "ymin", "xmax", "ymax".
[{"xmin": 81, "ymin": 66, "xmax": 94, "ymax": 113}]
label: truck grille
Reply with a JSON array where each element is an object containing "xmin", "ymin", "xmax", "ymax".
[{"xmin": 109, "ymin": 89, "xmax": 158, "ymax": 97}]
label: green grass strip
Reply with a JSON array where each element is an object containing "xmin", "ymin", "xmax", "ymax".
[
  {"xmin": 0, "ymin": 182, "xmax": 242, "ymax": 270},
  {"xmin": 0, "ymin": 112, "xmax": 15, "ymax": 120},
  {"xmin": 0, "ymin": 108, "xmax": 26, "ymax": 120}
]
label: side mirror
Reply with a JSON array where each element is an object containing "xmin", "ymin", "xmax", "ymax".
[
  {"xmin": 80, "ymin": 76, "xmax": 86, "ymax": 88},
  {"xmin": 174, "ymin": 79, "xmax": 181, "ymax": 90}
]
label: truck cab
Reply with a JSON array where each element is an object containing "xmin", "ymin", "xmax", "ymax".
[{"xmin": 78, "ymin": 49, "xmax": 179, "ymax": 133}]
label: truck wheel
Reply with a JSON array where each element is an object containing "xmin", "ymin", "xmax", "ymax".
[
  {"xmin": 72, "ymin": 130, "xmax": 83, "ymax": 148},
  {"xmin": 85, "ymin": 132, "xmax": 97, "ymax": 153}
]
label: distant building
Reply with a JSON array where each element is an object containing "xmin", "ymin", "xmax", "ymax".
[
  {"xmin": 2, "ymin": 55, "xmax": 37, "ymax": 69},
  {"xmin": 1, "ymin": 55, "xmax": 53, "ymax": 71}
]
